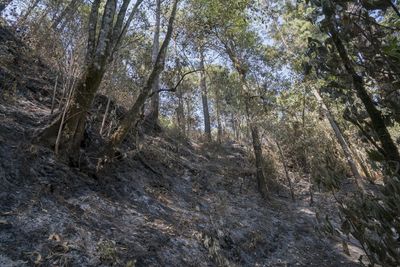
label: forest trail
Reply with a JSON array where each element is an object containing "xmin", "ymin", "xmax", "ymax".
[{"xmin": 0, "ymin": 26, "xmax": 364, "ymax": 267}]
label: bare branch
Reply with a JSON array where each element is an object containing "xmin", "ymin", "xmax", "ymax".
[{"xmin": 148, "ymin": 69, "xmax": 201, "ymax": 98}]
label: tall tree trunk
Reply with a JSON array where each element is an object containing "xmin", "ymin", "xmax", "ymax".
[
  {"xmin": 199, "ymin": 48, "xmax": 212, "ymax": 141},
  {"xmin": 47, "ymin": 0, "xmax": 115, "ymax": 157},
  {"xmin": 276, "ymin": 141, "xmax": 295, "ymax": 201},
  {"xmin": 51, "ymin": 0, "xmax": 80, "ymax": 30},
  {"xmin": 146, "ymin": 0, "xmax": 161, "ymax": 126},
  {"xmin": 215, "ymin": 87, "xmax": 223, "ymax": 143},
  {"xmin": 105, "ymin": 0, "xmax": 179, "ymax": 153},
  {"xmin": 177, "ymin": 86, "xmax": 186, "ymax": 136},
  {"xmin": 231, "ymin": 113, "xmax": 237, "ymax": 140},
  {"xmin": 0, "ymin": 0, "xmax": 12, "ymax": 13},
  {"xmin": 328, "ymin": 21, "xmax": 400, "ymax": 173},
  {"xmin": 250, "ymin": 123, "xmax": 269, "ymax": 198},
  {"xmin": 313, "ymin": 89, "xmax": 366, "ymax": 192},
  {"xmin": 186, "ymin": 97, "xmax": 192, "ymax": 137},
  {"xmin": 223, "ymin": 40, "xmax": 269, "ymax": 198},
  {"xmin": 37, "ymin": 0, "xmax": 113, "ymax": 160},
  {"xmin": 17, "ymin": 0, "xmax": 40, "ymax": 26}
]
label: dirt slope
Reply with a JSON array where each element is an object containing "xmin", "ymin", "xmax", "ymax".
[{"xmin": 0, "ymin": 26, "xmax": 362, "ymax": 266}]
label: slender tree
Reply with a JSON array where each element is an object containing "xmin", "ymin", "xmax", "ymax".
[
  {"xmin": 17, "ymin": 0, "xmax": 41, "ymax": 27},
  {"xmin": 199, "ymin": 46, "xmax": 212, "ymax": 141},
  {"xmin": 51, "ymin": 0, "xmax": 82, "ymax": 30},
  {"xmin": 146, "ymin": 0, "xmax": 162, "ymax": 127},
  {"xmin": 104, "ymin": 0, "xmax": 180, "ymax": 154},
  {"xmin": 325, "ymin": 12, "xmax": 400, "ymax": 171},
  {"xmin": 313, "ymin": 89, "xmax": 366, "ymax": 192}
]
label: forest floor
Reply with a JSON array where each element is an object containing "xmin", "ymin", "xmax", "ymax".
[{"xmin": 0, "ymin": 25, "xmax": 364, "ymax": 266}]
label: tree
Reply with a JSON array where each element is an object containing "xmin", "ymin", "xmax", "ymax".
[
  {"xmin": 104, "ymin": 0, "xmax": 180, "ymax": 154},
  {"xmin": 0, "ymin": 0, "xmax": 12, "ymax": 13},
  {"xmin": 51, "ymin": 0, "xmax": 82, "ymax": 31},
  {"xmin": 145, "ymin": 0, "xmax": 162, "ymax": 128},
  {"xmin": 313, "ymin": 88, "xmax": 366, "ymax": 192},
  {"xmin": 199, "ymin": 45, "xmax": 212, "ymax": 141},
  {"xmin": 37, "ymin": 0, "xmax": 144, "ymax": 164},
  {"xmin": 306, "ymin": 0, "xmax": 400, "ymax": 173}
]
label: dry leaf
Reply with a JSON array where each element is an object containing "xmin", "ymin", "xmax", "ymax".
[
  {"xmin": 34, "ymin": 253, "xmax": 42, "ymax": 265},
  {"xmin": 48, "ymin": 233, "xmax": 61, "ymax": 242},
  {"xmin": 342, "ymin": 240, "xmax": 350, "ymax": 256}
]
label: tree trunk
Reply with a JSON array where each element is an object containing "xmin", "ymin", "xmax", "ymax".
[
  {"xmin": 105, "ymin": 0, "xmax": 179, "ymax": 154},
  {"xmin": 100, "ymin": 97, "xmax": 111, "ymax": 136},
  {"xmin": 17, "ymin": 0, "xmax": 40, "ymax": 26},
  {"xmin": 38, "ymin": 0, "xmax": 145, "ymax": 163},
  {"xmin": 39, "ymin": 65, "xmax": 106, "ymax": 154},
  {"xmin": 186, "ymin": 97, "xmax": 192, "ymax": 137},
  {"xmin": 328, "ymin": 22, "xmax": 400, "ymax": 173},
  {"xmin": 177, "ymin": 86, "xmax": 186, "ymax": 136},
  {"xmin": 0, "ymin": 0, "xmax": 12, "ymax": 13},
  {"xmin": 215, "ymin": 87, "xmax": 223, "ymax": 143},
  {"xmin": 219, "ymin": 36, "xmax": 269, "ymax": 197},
  {"xmin": 250, "ymin": 123, "xmax": 269, "ymax": 198},
  {"xmin": 146, "ymin": 0, "xmax": 161, "ymax": 126},
  {"xmin": 313, "ymin": 89, "xmax": 366, "ymax": 191},
  {"xmin": 51, "ymin": 0, "xmax": 80, "ymax": 30},
  {"xmin": 199, "ymin": 48, "xmax": 212, "ymax": 141},
  {"xmin": 37, "ymin": 0, "xmax": 115, "ymax": 161},
  {"xmin": 276, "ymin": 141, "xmax": 295, "ymax": 201}
]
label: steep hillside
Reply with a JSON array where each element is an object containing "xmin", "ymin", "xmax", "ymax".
[{"xmin": 0, "ymin": 26, "xmax": 362, "ymax": 267}]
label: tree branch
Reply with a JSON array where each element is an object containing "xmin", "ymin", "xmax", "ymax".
[{"xmin": 148, "ymin": 69, "xmax": 201, "ymax": 98}]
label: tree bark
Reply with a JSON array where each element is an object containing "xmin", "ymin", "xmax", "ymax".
[
  {"xmin": 216, "ymin": 90, "xmax": 223, "ymax": 144},
  {"xmin": 0, "ymin": 0, "xmax": 12, "ymax": 13},
  {"xmin": 105, "ymin": 0, "xmax": 179, "ymax": 153},
  {"xmin": 276, "ymin": 141, "xmax": 295, "ymax": 201},
  {"xmin": 328, "ymin": 21, "xmax": 400, "ymax": 173},
  {"xmin": 186, "ymin": 97, "xmax": 192, "ymax": 137},
  {"xmin": 313, "ymin": 89, "xmax": 366, "ymax": 192},
  {"xmin": 221, "ymin": 39, "xmax": 269, "ymax": 197},
  {"xmin": 51, "ymin": 0, "xmax": 80, "ymax": 30},
  {"xmin": 37, "ymin": 0, "xmax": 146, "ymax": 163},
  {"xmin": 17, "ymin": 0, "xmax": 40, "ymax": 26},
  {"xmin": 100, "ymin": 97, "xmax": 111, "ymax": 136},
  {"xmin": 177, "ymin": 85, "xmax": 186, "ymax": 135},
  {"xmin": 250, "ymin": 123, "xmax": 269, "ymax": 198},
  {"xmin": 146, "ymin": 0, "xmax": 161, "ymax": 126},
  {"xmin": 199, "ymin": 48, "xmax": 212, "ymax": 141}
]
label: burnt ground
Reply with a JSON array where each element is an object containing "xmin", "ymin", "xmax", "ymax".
[{"xmin": 0, "ymin": 25, "xmax": 364, "ymax": 266}]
